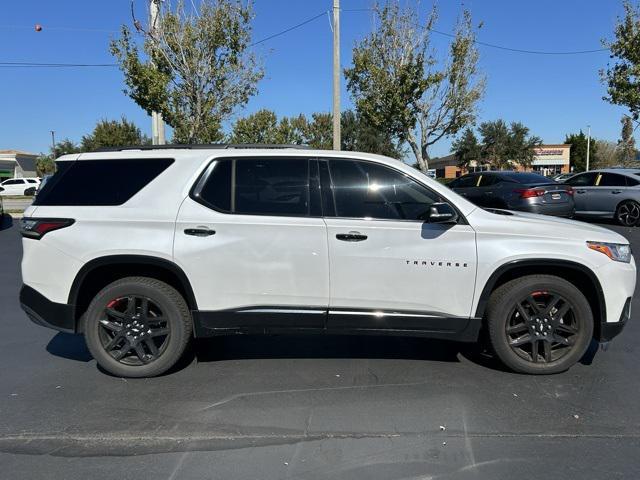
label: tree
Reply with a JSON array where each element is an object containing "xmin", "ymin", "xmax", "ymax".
[
  {"xmin": 619, "ymin": 115, "xmax": 637, "ymax": 166},
  {"xmin": 345, "ymin": 3, "xmax": 484, "ymax": 171},
  {"xmin": 81, "ymin": 117, "xmax": 149, "ymax": 151},
  {"xmin": 565, "ymin": 130, "xmax": 598, "ymax": 172},
  {"xmin": 594, "ymin": 140, "xmax": 620, "ymax": 168},
  {"xmin": 53, "ymin": 139, "xmax": 82, "ymax": 157},
  {"xmin": 341, "ymin": 110, "xmax": 403, "ymax": 158},
  {"xmin": 476, "ymin": 120, "xmax": 541, "ymax": 169},
  {"xmin": 36, "ymin": 156, "xmax": 56, "ymax": 176},
  {"xmin": 110, "ymin": 0, "xmax": 263, "ymax": 143},
  {"xmin": 230, "ymin": 109, "xmax": 281, "ymax": 144},
  {"xmin": 601, "ymin": 1, "xmax": 640, "ymax": 122},
  {"xmin": 452, "ymin": 128, "xmax": 481, "ymax": 169}
]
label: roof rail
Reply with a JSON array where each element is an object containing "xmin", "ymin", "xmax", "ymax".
[{"xmin": 93, "ymin": 143, "xmax": 311, "ymax": 152}]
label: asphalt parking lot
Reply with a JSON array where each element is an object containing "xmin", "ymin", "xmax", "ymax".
[{"xmin": 1, "ymin": 215, "xmax": 640, "ymax": 479}]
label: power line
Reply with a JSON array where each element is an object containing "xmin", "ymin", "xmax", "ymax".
[
  {"xmin": 0, "ymin": 62, "xmax": 117, "ymax": 67},
  {"xmin": 342, "ymin": 8, "xmax": 609, "ymax": 55},
  {"xmin": 250, "ymin": 10, "xmax": 327, "ymax": 46}
]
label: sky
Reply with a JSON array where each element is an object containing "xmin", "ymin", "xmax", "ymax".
[{"xmin": 0, "ymin": 0, "xmax": 632, "ymax": 159}]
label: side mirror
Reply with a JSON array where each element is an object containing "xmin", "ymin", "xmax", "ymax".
[{"xmin": 422, "ymin": 202, "xmax": 458, "ymax": 224}]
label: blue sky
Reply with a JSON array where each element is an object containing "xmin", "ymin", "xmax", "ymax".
[{"xmin": 0, "ymin": 0, "xmax": 632, "ymax": 158}]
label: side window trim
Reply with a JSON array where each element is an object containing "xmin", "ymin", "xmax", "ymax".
[
  {"xmin": 190, "ymin": 156, "xmax": 320, "ymax": 218},
  {"xmin": 319, "ymin": 157, "xmax": 467, "ymax": 224}
]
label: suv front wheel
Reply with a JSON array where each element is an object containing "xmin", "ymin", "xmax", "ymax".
[
  {"xmin": 486, "ymin": 275, "xmax": 593, "ymax": 374},
  {"xmin": 84, "ymin": 277, "xmax": 192, "ymax": 377}
]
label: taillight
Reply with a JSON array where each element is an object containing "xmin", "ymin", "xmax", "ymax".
[
  {"xmin": 514, "ymin": 188, "xmax": 545, "ymax": 199},
  {"xmin": 20, "ymin": 218, "xmax": 74, "ymax": 239}
]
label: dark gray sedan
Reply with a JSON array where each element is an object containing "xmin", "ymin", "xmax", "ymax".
[
  {"xmin": 564, "ymin": 168, "xmax": 640, "ymax": 226},
  {"xmin": 448, "ymin": 171, "xmax": 575, "ymax": 217}
]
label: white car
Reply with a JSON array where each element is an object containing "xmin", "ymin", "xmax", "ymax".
[
  {"xmin": 0, "ymin": 177, "xmax": 40, "ymax": 196},
  {"xmin": 19, "ymin": 146, "xmax": 635, "ymax": 377}
]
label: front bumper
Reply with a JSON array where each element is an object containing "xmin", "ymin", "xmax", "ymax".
[
  {"xmin": 20, "ymin": 284, "xmax": 75, "ymax": 333},
  {"xmin": 599, "ymin": 296, "xmax": 632, "ymax": 342}
]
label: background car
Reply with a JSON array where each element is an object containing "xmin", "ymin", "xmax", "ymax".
[
  {"xmin": 0, "ymin": 178, "xmax": 40, "ymax": 196},
  {"xmin": 552, "ymin": 172, "xmax": 576, "ymax": 182},
  {"xmin": 565, "ymin": 168, "xmax": 640, "ymax": 226},
  {"xmin": 448, "ymin": 171, "xmax": 575, "ymax": 217}
]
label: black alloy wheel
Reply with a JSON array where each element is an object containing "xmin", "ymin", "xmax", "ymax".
[
  {"xmin": 616, "ymin": 200, "xmax": 640, "ymax": 227},
  {"xmin": 84, "ymin": 277, "xmax": 192, "ymax": 377},
  {"xmin": 487, "ymin": 275, "xmax": 593, "ymax": 374},
  {"xmin": 98, "ymin": 295, "xmax": 170, "ymax": 365},
  {"xmin": 506, "ymin": 291, "xmax": 578, "ymax": 364}
]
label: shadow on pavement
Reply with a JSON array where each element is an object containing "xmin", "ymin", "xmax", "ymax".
[
  {"xmin": 46, "ymin": 333, "xmax": 93, "ymax": 362},
  {"xmin": 0, "ymin": 214, "xmax": 13, "ymax": 230}
]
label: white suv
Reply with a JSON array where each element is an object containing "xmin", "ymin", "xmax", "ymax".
[
  {"xmin": 19, "ymin": 146, "xmax": 636, "ymax": 377},
  {"xmin": 1, "ymin": 177, "xmax": 40, "ymax": 196}
]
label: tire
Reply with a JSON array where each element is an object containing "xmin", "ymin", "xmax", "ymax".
[
  {"xmin": 615, "ymin": 200, "xmax": 640, "ymax": 227},
  {"xmin": 84, "ymin": 277, "xmax": 192, "ymax": 377},
  {"xmin": 486, "ymin": 275, "xmax": 593, "ymax": 374},
  {"xmin": 24, "ymin": 187, "xmax": 36, "ymax": 196}
]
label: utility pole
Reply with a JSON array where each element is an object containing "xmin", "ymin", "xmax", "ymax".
[
  {"xmin": 332, "ymin": 0, "xmax": 340, "ymax": 150},
  {"xmin": 586, "ymin": 124, "xmax": 591, "ymax": 171},
  {"xmin": 50, "ymin": 131, "xmax": 56, "ymax": 157},
  {"xmin": 150, "ymin": 0, "xmax": 166, "ymax": 145}
]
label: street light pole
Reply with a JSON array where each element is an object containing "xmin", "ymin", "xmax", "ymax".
[
  {"xmin": 586, "ymin": 125, "xmax": 591, "ymax": 171},
  {"xmin": 50, "ymin": 130, "xmax": 56, "ymax": 157},
  {"xmin": 332, "ymin": 0, "xmax": 341, "ymax": 150},
  {"xmin": 150, "ymin": 0, "xmax": 166, "ymax": 145}
]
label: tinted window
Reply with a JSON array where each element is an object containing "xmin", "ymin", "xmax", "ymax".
[
  {"xmin": 450, "ymin": 175, "xmax": 477, "ymax": 188},
  {"xmin": 34, "ymin": 158, "xmax": 174, "ymax": 206},
  {"xmin": 327, "ymin": 160, "xmax": 441, "ymax": 220},
  {"xmin": 193, "ymin": 159, "xmax": 232, "ymax": 212},
  {"xmin": 500, "ymin": 172, "xmax": 550, "ymax": 184},
  {"xmin": 2, "ymin": 179, "xmax": 22, "ymax": 185},
  {"xmin": 478, "ymin": 174, "xmax": 499, "ymax": 186},
  {"xmin": 598, "ymin": 173, "xmax": 627, "ymax": 187},
  {"xmin": 566, "ymin": 172, "xmax": 598, "ymax": 186},
  {"xmin": 27, "ymin": 179, "xmax": 37, "ymax": 184},
  {"xmin": 627, "ymin": 176, "xmax": 640, "ymax": 186},
  {"xmin": 235, "ymin": 159, "xmax": 309, "ymax": 216}
]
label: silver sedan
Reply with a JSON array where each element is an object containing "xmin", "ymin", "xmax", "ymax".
[{"xmin": 564, "ymin": 168, "xmax": 640, "ymax": 226}]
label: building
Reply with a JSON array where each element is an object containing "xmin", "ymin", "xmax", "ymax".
[
  {"xmin": 430, "ymin": 144, "xmax": 571, "ymax": 179},
  {"xmin": 0, "ymin": 150, "xmax": 38, "ymax": 181}
]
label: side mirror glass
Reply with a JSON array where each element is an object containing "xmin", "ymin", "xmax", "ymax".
[{"xmin": 421, "ymin": 202, "xmax": 458, "ymax": 224}]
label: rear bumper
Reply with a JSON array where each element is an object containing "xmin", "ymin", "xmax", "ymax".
[
  {"xmin": 511, "ymin": 202, "xmax": 575, "ymax": 218},
  {"xmin": 19, "ymin": 284, "xmax": 75, "ymax": 333}
]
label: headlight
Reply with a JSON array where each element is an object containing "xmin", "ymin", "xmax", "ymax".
[{"xmin": 587, "ymin": 241, "xmax": 632, "ymax": 263}]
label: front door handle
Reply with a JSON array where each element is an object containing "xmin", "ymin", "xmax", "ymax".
[
  {"xmin": 612, "ymin": 190, "xmax": 622, "ymax": 194},
  {"xmin": 576, "ymin": 189, "xmax": 586, "ymax": 194},
  {"xmin": 184, "ymin": 227, "xmax": 216, "ymax": 237},
  {"xmin": 336, "ymin": 232, "xmax": 368, "ymax": 242}
]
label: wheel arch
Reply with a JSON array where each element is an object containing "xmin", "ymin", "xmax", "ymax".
[
  {"xmin": 68, "ymin": 255, "xmax": 198, "ymax": 332},
  {"xmin": 475, "ymin": 259, "xmax": 606, "ymax": 339}
]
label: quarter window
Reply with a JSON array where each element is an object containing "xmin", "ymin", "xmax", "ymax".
[
  {"xmin": 326, "ymin": 160, "xmax": 441, "ymax": 220},
  {"xmin": 598, "ymin": 173, "xmax": 627, "ymax": 187}
]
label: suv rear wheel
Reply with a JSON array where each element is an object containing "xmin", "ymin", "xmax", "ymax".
[
  {"xmin": 486, "ymin": 275, "xmax": 593, "ymax": 374},
  {"xmin": 84, "ymin": 277, "xmax": 192, "ymax": 377}
]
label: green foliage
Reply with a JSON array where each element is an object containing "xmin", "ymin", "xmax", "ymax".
[
  {"xmin": 36, "ymin": 156, "xmax": 56, "ymax": 176},
  {"xmin": 619, "ymin": 115, "xmax": 637, "ymax": 166},
  {"xmin": 345, "ymin": 3, "xmax": 484, "ymax": 171},
  {"xmin": 602, "ymin": 1, "xmax": 640, "ymax": 121},
  {"xmin": 565, "ymin": 130, "xmax": 598, "ymax": 172},
  {"xmin": 81, "ymin": 117, "xmax": 149, "ymax": 151},
  {"xmin": 53, "ymin": 139, "xmax": 82, "ymax": 157},
  {"xmin": 452, "ymin": 120, "xmax": 541, "ymax": 170},
  {"xmin": 110, "ymin": 0, "xmax": 263, "ymax": 143},
  {"xmin": 230, "ymin": 109, "xmax": 402, "ymax": 157},
  {"xmin": 452, "ymin": 128, "xmax": 481, "ymax": 169}
]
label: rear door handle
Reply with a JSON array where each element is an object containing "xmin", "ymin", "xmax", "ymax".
[
  {"xmin": 576, "ymin": 189, "xmax": 586, "ymax": 194},
  {"xmin": 612, "ymin": 190, "xmax": 622, "ymax": 194},
  {"xmin": 336, "ymin": 232, "xmax": 368, "ymax": 242},
  {"xmin": 184, "ymin": 227, "xmax": 215, "ymax": 237}
]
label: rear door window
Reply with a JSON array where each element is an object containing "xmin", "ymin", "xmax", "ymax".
[
  {"xmin": 193, "ymin": 157, "xmax": 312, "ymax": 217},
  {"xmin": 34, "ymin": 158, "xmax": 174, "ymax": 206},
  {"xmin": 450, "ymin": 175, "xmax": 477, "ymax": 188},
  {"xmin": 598, "ymin": 173, "xmax": 628, "ymax": 187}
]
